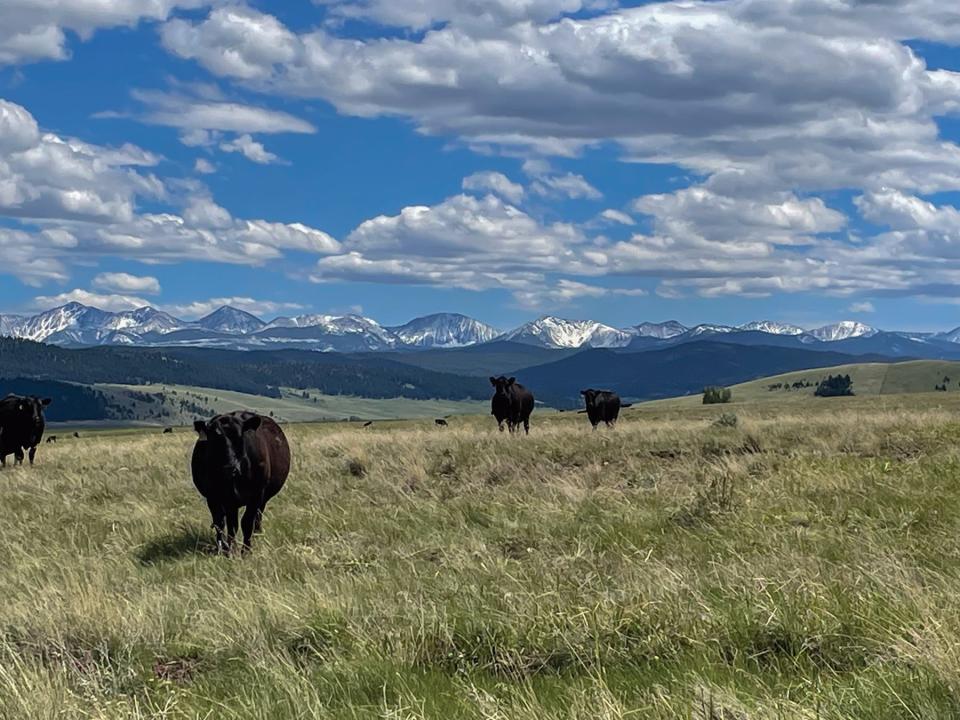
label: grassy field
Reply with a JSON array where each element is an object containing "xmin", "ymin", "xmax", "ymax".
[
  {"xmin": 93, "ymin": 383, "xmax": 490, "ymax": 425},
  {"xmin": 643, "ymin": 359, "xmax": 960, "ymax": 410},
  {"xmin": 5, "ymin": 392, "xmax": 960, "ymax": 717}
]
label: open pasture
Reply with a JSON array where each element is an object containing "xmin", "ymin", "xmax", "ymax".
[{"xmin": 4, "ymin": 394, "xmax": 960, "ymax": 717}]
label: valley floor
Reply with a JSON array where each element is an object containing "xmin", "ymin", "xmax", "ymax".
[{"xmin": 3, "ymin": 394, "xmax": 960, "ymax": 717}]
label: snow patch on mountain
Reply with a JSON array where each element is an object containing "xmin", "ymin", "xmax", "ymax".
[
  {"xmin": 389, "ymin": 313, "xmax": 500, "ymax": 348},
  {"xmin": 810, "ymin": 321, "xmax": 878, "ymax": 342},
  {"xmin": 501, "ymin": 317, "xmax": 634, "ymax": 348},
  {"xmin": 633, "ymin": 321, "xmax": 688, "ymax": 339},
  {"xmin": 738, "ymin": 320, "xmax": 805, "ymax": 336}
]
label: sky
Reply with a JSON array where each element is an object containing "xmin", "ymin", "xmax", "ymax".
[{"xmin": 2, "ymin": 1, "xmax": 960, "ymax": 332}]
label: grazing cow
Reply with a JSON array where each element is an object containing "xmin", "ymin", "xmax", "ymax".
[
  {"xmin": 580, "ymin": 389, "xmax": 624, "ymax": 430},
  {"xmin": 163, "ymin": 427, "xmax": 174, "ymax": 434},
  {"xmin": 0, "ymin": 395, "xmax": 51, "ymax": 467},
  {"xmin": 191, "ymin": 411, "xmax": 290, "ymax": 554},
  {"xmin": 363, "ymin": 421, "xmax": 373, "ymax": 428},
  {"xmin": 435, "ymin": 418, "xmax": 448, "ymax": 427},
  {"xmin": 489, "ymin": 376, "xmax": 535, "ymax": 435},
  {"xmin": 46, "ymin": 436, "xmax": 57, "ymax": 444},
  {"xmin": 73, "ymin": 432, "xmax": 80, "ymax": 439}
]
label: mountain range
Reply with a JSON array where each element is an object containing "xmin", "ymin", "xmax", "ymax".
[{"xmin": 0, "ymin": 301, "xmax": 955, "ymax": 354}]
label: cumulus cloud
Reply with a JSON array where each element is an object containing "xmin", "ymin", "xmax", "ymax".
[
  {"xmin": 93, "ymin": 272, "xmax": 161, "ymax": 294},
  {"xmin": 316, "ymin": 0, "xmax": 612, "ymax": 30},
  {"xmin": 32, "ymin": 289, "xmax": 150, "ymax": 313},
  {"xmin": 598, "ymin": 209, "xmax": 635, "ymax": 226},
  {"xmin": 219, "ymin": 134, "xmax": 281, "ymax": 164},
  {"xmin": 0, "ymin": 0, "xmax": 209, "ymax": 66},
  {"xmin": 462, "ymin": 171, "xmax": 525, "ymax": 203},
  {"xmin": 0, "ymin": 97, "xmax": 341, "ymax": 285},
  {"xmin": 164, "ymin": 297, "xmax": 305, "ymax": 320},
  {"xmin": 194, "ymin": 158, "xmax": 216, "ymax": 174},
  {"xmin": 849, "ymin": 301, "xmax": 876, "ymax": 313}
]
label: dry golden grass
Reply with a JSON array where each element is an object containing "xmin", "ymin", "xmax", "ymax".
[{"xmin": 3, "ymin": 394, "xmax": 960, "ymax": 718}]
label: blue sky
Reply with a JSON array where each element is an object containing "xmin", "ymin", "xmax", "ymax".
[{"xmin": 2, "ymin": 1, "xmax": 960, "ymax": 332}]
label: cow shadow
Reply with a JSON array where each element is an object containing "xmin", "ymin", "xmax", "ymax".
[{"xmin": 137, "ymin": 525, "xmax": 218, "ymax": 566}]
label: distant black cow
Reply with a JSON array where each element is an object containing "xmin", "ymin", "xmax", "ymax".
[
  {"xmin": 581, "ymin": 389, "xmax": 628, "ymax": 429},
  {"xmin": 490, "ymin": 376, "xmax": 535, "ymax": 435},
  {"xmin": 192, "ymin": 411, "xmax": 290, "ymax": 554},
  {"xmin": 163, "ymin": 427, "xmax": 174, "ymax": 434},
  {"xmin": 73, "ymin": 432, "xmax": 80, "ymax": 439},
  {"xmin": 363, "ymin": 421, "xmax": 373, "ymax": 428},
  {"xmin": 0, "ymin": 394, "xmax": 51, "ymax": 467},
  {"xmin": 435, "ymin": 418, "xmax": 448, "ymax": 427}
]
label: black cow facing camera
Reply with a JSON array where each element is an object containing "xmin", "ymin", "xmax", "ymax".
[
  {"xmin": 580, "ymin": 389, "xmax": 624, "ymax": 429},
  {"xmin": 191, "ymin": 412, "xmax": 290, "ymax": 555},
  {"xmin": 489, "ymin": 376, "xmax": 535, "ymax": 435},
  {"xmin": 0, "ymin": 394, "xmax": 51, "ymax": 467}
]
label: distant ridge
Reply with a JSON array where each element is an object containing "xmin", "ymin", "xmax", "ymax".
[{"xmin": 0, "ymin": 301, "xmax": 957, "ymax": 354}]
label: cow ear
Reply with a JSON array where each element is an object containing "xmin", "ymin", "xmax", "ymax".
[
  {"xmin": 40, "ymin": 398, "xmax": 52, "ymax": 407},
  {"xmin": 193, "ymin": 420, "xmax": 208, "ymax": 440},
  {"xmin": 489, "ymin": 377, "xmax": 497, "ymax": 386},
  {"xmin": 242, "ymin": 416, "xmax": 262, "ymax": 433},
  {"xmin": 508, "ymin": 377, "xmax": 516, "ymax": 386}
]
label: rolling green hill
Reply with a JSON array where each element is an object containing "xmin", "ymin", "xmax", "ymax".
[{"xmin": 642, "ymin": 359, "xmax": 960, "ymax": 410}]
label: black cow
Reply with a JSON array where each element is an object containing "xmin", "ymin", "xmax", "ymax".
[
  {"xmin": 163, "ymin": 427, "xmax": 174, "ymax": 434},
  {"xmin": 73, "ymin": 432, "xmax": 80, "ymax": 439},
  {"xmin": 192, "ymin": 411, "xmax": 290, "ymax": 554},
  {"xmin": 489, "ymin": 376, "xmax": 535, "ymax": 435},
  {"xmin": 363, "ymin": 421, "xmax": 373, "ymax": 428},
  {"xmin": 46, "ymin": 436, "xmax": 57, "ymax": 444},
  {"xmin": 0, "ymin": 395, "xmax": 51, "ymax": 467},
  {"xmin": 435, "ymin": 418, "xmax": 448, "ymax": 427},
  {"xmin": 580, "ymin": 389, "xmax": 626, "ymax": 429}
]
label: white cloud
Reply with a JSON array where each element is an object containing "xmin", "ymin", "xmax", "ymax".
[
  {"xmin": 93, "ymin": 272, "xmax": 161, "ymax": 294},
  {"xmin": 32, "ymin": 288, "xmax": 150, "ymax": 312},
  {"xmin": 0, "ymin": 97, "xmax": 341, "ymax": 284},
  {"xmin": 131, "ymin": 88, "xmax": 316, "ymax": 135},
  {"xmin": 599, "ymin": 209, "xmax": 635, "ymax": 226},
  {"xmin": 0, "ymin": 0, "xmax": 209, "ymax": 66},
  {"xmin": 849, "ymin": 301, "xmax": 876, "ymax": 313},
  {"xmin": 462, "ymin": 171, "xmax": 525, "ymax": 204},
  {"xmin": 194, "ymin": 157, "xmax": 216, "ymax": 174},
  {"xmin": 316, "ymin": 0, "xmax": 610, "ymax": 30},
  {"xmin": 219, "ymin": 134, "xmax": 280, "ymax": 164},
  {"xmin": 531, "ymin": 173, "xmax": 602, "ymax": 200},
  {"xmin": 164, "ymin": 297, "xmax": 305, "ymax": 320}
]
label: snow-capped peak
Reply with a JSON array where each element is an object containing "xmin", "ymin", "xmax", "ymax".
[
  {"xmin": 683, "ymin": 323, "xmax": 736, "ymax": 337},
  {"xmin": 501, "ymin": 316, "xmax": 634, "ymax": 349},
  {"xmin": 738, "ymin": 320, "xmax": 806, "ymax": 336},
  {"xmin": 810, "ymin": 321, "xmax": 878, "ymax": 342},
  {"xmin": 633, "ymin": 321, "xmax": 688, "ymax": 339},
  {"xmin": 195, "ymin": 306, "xmax": 266, "ymax": 335},
  {"xmin": 388, "ymin": 313, "xmax": 500, "ymax": 348}
]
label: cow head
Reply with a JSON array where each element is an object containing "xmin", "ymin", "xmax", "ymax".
[
  {"xmin": 194, "ymin": 414, "xmax": 262, "ymax": 479},
  {"xmin": 580, "ymin": 389, "xmax": 597, "ymax": 406},
  {"xmin": 14, "ymin": 396, "xmax": 51, "ymax": 426},
  {"xmin": 489, "ymin": 376, "xmax": 516, "ymax": 397}
]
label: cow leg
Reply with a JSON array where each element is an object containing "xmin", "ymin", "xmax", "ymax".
[
  {"xmin": 523, "ymin": 417, "xmax": 530, "ymax": 435},
  {"xmin": 0, "ymin": 454, "xmax": 5, "ymax": 468},
  {"xmin": 28, "ymin": 445, "xmax": 37, "ymax": 465},
  {"xmin": 207, "ymin": 499, "xmax": 227, "ymax": 554},
  {"xmin": 14, "ymin": 448, "xmax": 24, "ymax": 466},
  {"xmin": 240, "ymin": 503, "xmax": 260, "ymax": 553},
  {"xmin": 225, "ymin": 507, "xmax": 240, "ymax": 555},
  {"xmin": 253, "ymin": 501, "xmax": 266, "ymax": 534}
]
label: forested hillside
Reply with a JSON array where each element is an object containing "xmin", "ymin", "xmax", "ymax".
[{"xmin": 0, "ymin": 339, "xmax": 489, "ymax": 401}]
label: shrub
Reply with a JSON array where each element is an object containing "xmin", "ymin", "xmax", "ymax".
[
  {"xmin": 815, "ymin": 374, "xmax": 854, "ymax": 397},
  {"xmin": 703, "ymin": 386, "xmax": 733, "ymax": 405},
  {"xmin": 713, "ymin": 413, "xmax": 738, "ymax": 428}
]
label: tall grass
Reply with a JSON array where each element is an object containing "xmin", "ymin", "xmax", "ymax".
[{"xmin": 3, "ymin": 398, "xmax": 960, "ymax": 717}]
